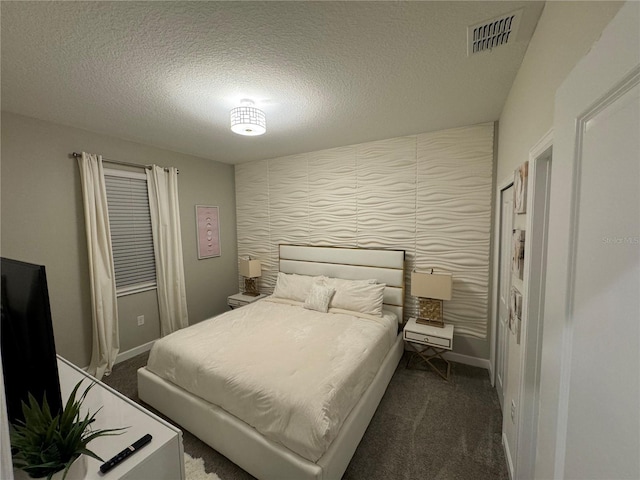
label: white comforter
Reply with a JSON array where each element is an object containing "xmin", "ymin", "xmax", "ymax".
[{"xmin": 146, "ymin": 297, "xmax": 397, "ymax": 461}]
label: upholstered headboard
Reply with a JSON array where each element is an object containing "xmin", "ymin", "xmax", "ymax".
[{"xmin": 279, "ymin": 245, "xmax": 405, "ymax": 321}]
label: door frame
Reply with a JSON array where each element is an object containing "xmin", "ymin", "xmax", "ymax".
[
  {"xmin": 556, "ymin": 66, "xmax": 639, "ymax": 477},
  {"xmin": 515, "ymin": 129, "xmax": 553, "ymax": 479},
  {"xmin": 490, "ymin": 176, "xmax": 514, "ymax": 389},
  {"xmin": 538, "ymin": 4, "xmax": 639, "ymax": 476}
]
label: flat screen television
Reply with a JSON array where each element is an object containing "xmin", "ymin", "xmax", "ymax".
[{"xmin": 1, "ymin": 257, "xmax": 62, "ymax": 425}]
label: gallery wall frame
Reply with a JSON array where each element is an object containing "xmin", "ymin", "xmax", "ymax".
[
  {"xmin": 195, "ymin": 205, "xmax": 221, "ymax": 259},
  {"xmin": 514, "ymin": 161, "xmax": 529, "ymax": 214},
  {"xmin": 510, "ymin": 286, "xmax": 523, "ymax": 345},
  {"xmin": 512, "ymin": 229, "xmax": 526, "ymax": 280}
]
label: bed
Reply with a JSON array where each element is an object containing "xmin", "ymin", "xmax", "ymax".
[{"xmin": 138, "ymin": 245, "xmax": 405, "ymax": 480}]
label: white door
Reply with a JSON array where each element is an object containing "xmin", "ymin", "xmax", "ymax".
[
  {"xmin": 495, "ymin": 184, "xmax": 513, "ymax": 409},
  {"xmin": 539, "ymin": 3, "xmax": 639, "ymax": 478}
]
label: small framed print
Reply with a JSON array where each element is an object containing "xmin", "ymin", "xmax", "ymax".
[
  {"xmin": 510, "ymin": 286, "xmax": 523, "ymax": 344},
  {"xmin": 514, "ymin": 161, "xmax": 529, "ymax": 214},
  {"xmin": 196, "ymin": 205, "xmax": 221, "ymax": 259},
  {"xmin": 512, "ymin": 229, "xmax": 525, "ymax": 280}
]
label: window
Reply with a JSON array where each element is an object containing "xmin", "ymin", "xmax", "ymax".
[{"xmin": 104, "ymin": 169, "xmax": 156, "ymax": 296}]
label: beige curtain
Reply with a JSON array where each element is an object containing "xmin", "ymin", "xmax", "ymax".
[
  {"xmin": 146, "ymin": 165, "xmax": 189, "ymax": 335},
  {"xmin": 77, "ymin": 152, "xmax": 119, "ymax": 379}
]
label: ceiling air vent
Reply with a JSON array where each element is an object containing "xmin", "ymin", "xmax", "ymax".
[{"xmin": 468, "ymin": 9, "xmax": 522, "ymax": 55}]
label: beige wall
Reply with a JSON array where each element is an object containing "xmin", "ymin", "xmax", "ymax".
[
  {"xmin": 1, "ymin": 112, "xmax": 238, "ymax": 367},
  {"xmin": 497, "ymin": 1, "xmax": 624, "ymax": 183},
  {"xmin": 494, "ymin": 1, "xmax": 624, "ymax": 477}
]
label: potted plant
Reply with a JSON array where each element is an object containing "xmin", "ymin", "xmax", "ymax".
[{"xmin": 11, "ymin": 380, "xmax": 126, "ymax": 480}]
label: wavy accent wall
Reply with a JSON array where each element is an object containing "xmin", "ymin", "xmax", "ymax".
[
  {"xmin": 235, "ymin": 123, "xmax": 493, "ymax": 338},
  {"xmin": 416, "ymin": 124, "xmax": 494, "ymax": 337}
]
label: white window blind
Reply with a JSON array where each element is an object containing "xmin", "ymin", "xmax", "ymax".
[{"xmin": 104, "ymin": 170, "xmax": 157, "ymax": 295}]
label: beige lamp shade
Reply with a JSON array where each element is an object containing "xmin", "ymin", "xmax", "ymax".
[
  {"xmin": 239, "ymin": 258, "xmax": 261, "ymax": 278},
  {"xmin": 411, "ymin": 271, "xmax": 452, "ymax": 300}
]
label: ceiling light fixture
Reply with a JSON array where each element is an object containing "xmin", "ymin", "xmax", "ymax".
[{"xmin": 230, "ymin": 99, "xmax": 266, "ymax": 136}]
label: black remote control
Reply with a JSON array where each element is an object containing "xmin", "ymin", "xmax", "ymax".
[{"xmin": 99, "ymin": 434, "xmax": 152, "ymax": 474}]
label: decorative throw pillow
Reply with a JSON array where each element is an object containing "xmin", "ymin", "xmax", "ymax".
[
  {"xmin": 303, "ymin": 284, "xmax": 336, "ymax": 313},
  {"xmin": 325, "ymin": 277, "xmax": 386, "ymax": 316},
  {"xmin": 272, "ymin": 272, "xmax": 324, "ymax": 302}
]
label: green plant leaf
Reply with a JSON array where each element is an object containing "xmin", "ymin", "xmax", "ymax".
[
  {"xmin": 11, "ymin": 379, "xmax": 128, "ymax": 478},
  {"xmin": 76, "ymin": 447, "xmax": 103, "ymax": 462},
  {"xmin": 58, "ymin": 380, "xmax": 83, "ymax": 432},
  {"xmin": 83, "ymin": 427, "xmax": 127, "ymax": 444}
]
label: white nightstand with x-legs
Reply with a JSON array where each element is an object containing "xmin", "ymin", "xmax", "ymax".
[
  {"xmin": 227, "ymin": 292, "xmax": 266, "ymax": 309},
  {"xmin": 403, "ymin": 317, "xmax": 454, "ymax": 380}
]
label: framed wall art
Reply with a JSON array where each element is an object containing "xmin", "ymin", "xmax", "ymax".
[
  {"xmin": 514, "ymin": 161, "xmax": 529, "ymax": 214},
  {"xmin": 195, "ymin": 205, "xmax": 221, "ymax": 259},
  {"xmin": 512, "ymin": 229, "xmax": 525, "ymax": 280},
  {"xmin": 510, "ymin": 286, "xmax": 523, "ymax": 344}
]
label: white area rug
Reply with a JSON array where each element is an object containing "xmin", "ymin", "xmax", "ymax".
[{"xmin": 185, "ymin": 453, "xmax": 222, "ymax": 480}]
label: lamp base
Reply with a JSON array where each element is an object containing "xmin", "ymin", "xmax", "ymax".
[
  {"xmin": 416, "ymin": 298, "xmax": 445, "ymax": 328},
  {"xmin": 416, "ymin": 317, "xmax": 445, "ymax": 328},
  {"xmin": 243, "ymin": 277, "xmax": 260, "ymax": 296}
]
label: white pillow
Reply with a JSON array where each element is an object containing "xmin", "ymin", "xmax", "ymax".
[
  {"xmin": 303, "ymin": 284, "xmax": 336, "ymax": 313},
  {"xmin": 325, "ymin": 277, "xmax": 386, "ymax": 316},
  {"xmin": 272, "ymin": 272, "xmax": 324, "ymax": 302}
]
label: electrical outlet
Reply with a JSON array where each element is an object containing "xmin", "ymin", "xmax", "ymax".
[
  {"xmin": 137, "ymin": 315, "xmax": 145, "ymax": 326},
  {"xmin": 511, "ymin": 400, "xmax": 516, "ymax": 423}
]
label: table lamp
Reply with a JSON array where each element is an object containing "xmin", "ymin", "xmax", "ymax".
[
  {"xmin": 239, "ymin": 258, "xmax": 261, "ymax": 296},
  {"xmin": 411, "ymin": 269, "xmax": 452, "ymax": 328}
]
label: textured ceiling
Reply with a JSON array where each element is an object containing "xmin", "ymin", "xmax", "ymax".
[{"xmin": 1, "ymin": 1, "xmax": 544, "ymax": 164}]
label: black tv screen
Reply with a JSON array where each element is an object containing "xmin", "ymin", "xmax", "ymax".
[{"xmin": 1, "ymin": 257, "xmax": 62, "ymax": 424}]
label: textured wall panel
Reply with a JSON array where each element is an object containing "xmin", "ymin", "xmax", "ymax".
[
  {"xmin": 308, "ymin": 146, "xmax": 357, "ymax": 247},
  {"xmin": 416, "ymin": 123, "xmax": 493, "ymax": 337},
  {"xmin": 355, "ymin": 137, "xmax": 416, "ymax": 250},
  {"xmin": 267, "ymin": 154, "xmax": 310, "ymax": 291},
  {"xmin": 235, "ymin": 123, "xmax": 493, "ymax": 337},
  {"xmin": 235, "ymin": 159, "xmax": 271, "ymax": 292}
]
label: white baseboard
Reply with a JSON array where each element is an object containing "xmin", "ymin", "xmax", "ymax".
[
  {"xmin": 503, "ymin": 431, "xmax": 515, "ymax": 480},
  {"xmin": 403, "ymin": 344, "xmax": 491, "ymax": 370},
  {"xmin": 443, "ymin": 350, "xmax": 492, "ymax": 370},
  {"xmin": 115, "ymin": 340, "xmax": 156, "ymax": 365}
]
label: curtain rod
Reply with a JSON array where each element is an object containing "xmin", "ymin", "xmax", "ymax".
[{"xmin": 69, "ymin": 152, "xmax": 179, "ymax": 174}]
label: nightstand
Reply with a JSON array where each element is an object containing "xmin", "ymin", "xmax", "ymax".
[
  {"xmin": 403, "ymin": 317, "xmax": 454, "ymax": 380},
  {"xmin": 227, "ymin": 292, "xmax": 267, "ymax": 309}
]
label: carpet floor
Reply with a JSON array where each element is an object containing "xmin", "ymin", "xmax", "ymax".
[{"xmin": 103, "ymin": 351, "xmax": 509, "ymax": 480}]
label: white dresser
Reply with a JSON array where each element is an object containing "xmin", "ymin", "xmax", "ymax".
[{"xmin": 12, "ymin": 356, "xmax": 185, "ymax": 480}]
